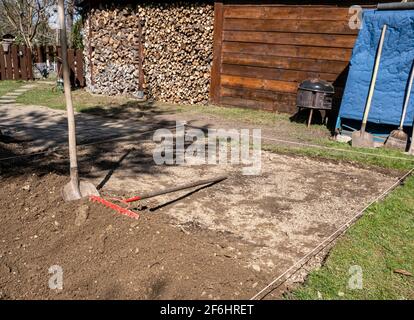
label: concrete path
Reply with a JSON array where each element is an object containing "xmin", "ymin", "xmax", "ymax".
[
  {"xmin": 0, "ymin": 84, "xmax": 37, "ymax": 105},
  {"xmin": 0, "ymin": 86, "xmax": 175, "ymax": 152}
]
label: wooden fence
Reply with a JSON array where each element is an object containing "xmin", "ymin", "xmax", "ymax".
[
  {"xmin": 0, "ymin": 45, "xmax": 85, "ymax": 87},
  {"xmin": 210, "ymin": 3, "xmax": 360, "ymax": 113},
  {"xmin": 0, "ymin": 45, "xmax": 33, "ymax": 81}
]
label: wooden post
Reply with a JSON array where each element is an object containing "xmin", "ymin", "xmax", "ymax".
[
  {"xmin": 68, "ymin": 48, "xmax": 75, "ymax": 85},
  {"xmin": 19, "ymin": 45, "xmax": 27, "ymax": 80},
  {"xmin": 209, "ymin": 1, "xmax": 224, "ymax": 104},
  {"xmin": 88, "ymin": 0, "xmax": 94, "ymax": 86},
  {"xmin": 26, "ymin": 47, "xmax": 33, "ymax": 80},
  {"xmin": 11, "ymin": 45, "xmax": 19, "ymax": 80},
  {"xmin": 75, "ymin": 49, "xmax": 85, "ymax": 87},
  {"xmin": 5, "ymin": 48, "xmax": 13, "ymax": 79},
  {"xmin": 0, "ymin": 46, "xmax": 5, "ymax": 80},
  {"xmin": 57, "ymin": 46, "xmax": 62, "ymax": 78},
  {"xmin": 58, "ymin": 0, "xmax": 81, "ymax": 199}
]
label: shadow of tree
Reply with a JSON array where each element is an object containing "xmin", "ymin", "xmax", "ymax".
[{"xmin": 0, "ymin": 100, "xmax": 210, "ymax": 183}]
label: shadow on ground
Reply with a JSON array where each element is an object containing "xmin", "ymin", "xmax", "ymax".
[{"xmin": 0, "ymin": 100, "xmax": 209, "ymax": 182}]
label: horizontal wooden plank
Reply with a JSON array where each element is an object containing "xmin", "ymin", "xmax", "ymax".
[
  {"xmin": 223, "ymin": 30, "xmax": 356, "ymax": 48},
  {"xmin": 221, "ymin": 53, "xmax": 349, "ymax": 74},
  {"xmin": 223, "ymin": 6, "xmax": 352, "ymax": 21},
  {"xmin": 222, "ymin": 41, "xmax": 352, "ymax": 61},
  {"xmin": 221, "ymin": 86, "xmax": 296, "ymax": 103},
  {"xmin": 221, "ymin": 63, "xmax": 339, "ymax": 82},
  {"xmin": 221, "ymin": 74, "xmax": 298, "ymax": 93},
  {"xmin": 220, "ymin": 95, "xmax": 275, "ymax": 111},
  {"xmin": 223, "ymin": 18, "xmax": 358, "ymax": 35},
  {"xmin": 220, "ymin": 95, "xmax": 297, "ymax": 113}
]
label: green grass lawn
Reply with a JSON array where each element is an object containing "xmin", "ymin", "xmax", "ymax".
[
  {"xmin": 291, "ymin": 174, "xmax": 414, "ymax": 300},
  {"xmin": 0, "ymin": 80, "xmax": 25, "ymax": 97}
]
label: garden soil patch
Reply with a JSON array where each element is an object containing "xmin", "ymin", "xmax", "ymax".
[
  {"xmin": 0, "ymin": 103, "xmax": 401, "ymax": 299},
  {"xmin": 0, "ymin": 139, "xmax": 398, "ymax": 299},
  {"xmin": 0, "ymin": 173, "xmax": 265, "ymax": 300}
]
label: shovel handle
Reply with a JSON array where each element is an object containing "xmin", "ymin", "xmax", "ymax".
[
  {"xmin": 124, "ymin": 176, "xmax": 228, "ymax": 203},
  {"xmin": 400, "ymin": 61, "xmax": 414, "ymax": 129},
  {"xmin": 362, "ymin": 25, "xmax": 387, "ymax": 132}
]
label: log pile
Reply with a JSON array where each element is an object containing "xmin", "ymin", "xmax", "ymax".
[{"xmin": 83, "ymin": 1, "xmax": 214, "ymax": 104}]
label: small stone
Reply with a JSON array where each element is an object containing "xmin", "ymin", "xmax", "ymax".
[
  {"xmin": 75, "ymin": 205, "xmax": 89, "ymax": 226},
  {"xmin": 338, "ymin": 291, "xmax": 345, "ymax": 297},
  {"xmin": 252, "ymin": 264, "xmax": 261, "ymax": 272},
  {"xmin": 22, "ymin": 185, "xmax": 30, "ymax": 191}
]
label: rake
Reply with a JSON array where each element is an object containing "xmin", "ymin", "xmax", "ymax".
[{"xmin": 90, "ymin": 175, "xmax": 228, "ymax": 219}]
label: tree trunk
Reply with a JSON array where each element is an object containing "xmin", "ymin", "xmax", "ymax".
[{"xmin": 66, "ymin": 0, "xmax": 74, "ymax": 47}]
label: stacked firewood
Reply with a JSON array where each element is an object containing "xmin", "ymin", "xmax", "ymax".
[{"xmin": 83, "ymin": 2, "xmax": 214, "ymax": 104}]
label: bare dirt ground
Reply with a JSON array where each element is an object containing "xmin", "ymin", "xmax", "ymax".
[{"xmin": 0, "ymin": 102, "xmax": 401, "ymax": 300}]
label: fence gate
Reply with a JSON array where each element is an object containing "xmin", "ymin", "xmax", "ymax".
[{"xmin": 0, "ymin": 45, "xmax": 33, "ymax": 80}]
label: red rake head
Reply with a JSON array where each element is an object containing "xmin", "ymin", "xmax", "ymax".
[{"xmin": 89, "ymin": 196, "xmax": 140, "ymax": 220}]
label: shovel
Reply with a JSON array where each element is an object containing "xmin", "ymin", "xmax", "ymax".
[
  {"xmin": 352, "ymin": 25, "xmax": 388, "ymax": 148},
  {"xmin": 58, "ymin": 0, "xmax": 99, "ymax": 201},
  {"xmin": 409, "ymin": 130, "xmax": 414, "ymax": 155},
  {"xmin": 385, "ymin": 61, "xmax": 414, "ymax": 150}
]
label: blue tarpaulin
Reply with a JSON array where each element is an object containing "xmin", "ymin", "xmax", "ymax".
[{"xmin": 338, "ymin": 9, "xmax": 414, "ymax": 129}]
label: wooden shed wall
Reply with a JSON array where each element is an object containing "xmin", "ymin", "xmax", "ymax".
[{"xmin": 209, "ymin": 2, "xmax": 365, "ymax": 113}]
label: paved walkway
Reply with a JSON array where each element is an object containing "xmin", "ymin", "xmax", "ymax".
[
  {"xmin": 0, "ymin": 85, "xmax": 175, "ymax": 152},
  {"xmin": 0, "ymin": 84, "xmax": 37, "ymax": 105}
]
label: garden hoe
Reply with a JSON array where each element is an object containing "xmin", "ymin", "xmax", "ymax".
[
  {"xmin": 385, "ymin": 61, "xmax": 414, "ymax": 150},
  {"xmin": 90, "ymin": 175, "xmax": 228, "ymax": 219},
  {"xmin": 58, "ymin": 0, "xmax": 99, "ymax": 201},
  {"xmin": 352, "ymin": 25, "xmax": 387, "ymax": 148}
]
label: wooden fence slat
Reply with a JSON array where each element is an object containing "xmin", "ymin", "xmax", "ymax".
[
  {"xmin": 11, "ymin": 45, "xmax": 20, "ymax": 80},
  {"xmin": 26, "ymin": 47, "xmax": 33, "ymax": 80},
  {"xmin": 220, "ymin": 95, "xmax": 276, "ymax": 112},
  {"xmin": 221, "ymin": 52, "xmax": 349, "ymax": 74},
  {"xmin": 5, "ymin": 48, "xmax": 13, "ymax": 80},
  {"xmin": 68, "ymin": 49, "xmax": 75, "ymax": 85},
  {"xmin": 223, "ymin": 30, "xmax": 357, "ymax": 49},
  {"xmin": 0, "ymin": 46, "xmax": 5, "ymax": 80},
  {"xmin": 223, "ymin": 18, "xmax": 358, "ymax": 35},
  {"xmin": 221, "ymin": 86, "xmax": 296, "ymax": 104},
  {"xmin": 221, "ymin": 74, "xmax": 298, "ymax": 94},
  {"xmin": 19, "ymin": 45, "xmax": 27, "ymax": 80},
  {"xmin": 75, "ymin": 49, "xmax": 85, "ymax": 87},
  {"xmin": 223, "ymin": 6, "xmax": 352, "ymax": 21},
  {"xmin": 209, "ymin": 2, "xmax": 224, "ymax": 104},
  {"xmin": 222, "ymin": 41, "xmax": 352, "ymax": 62},
  {"xmin": 57, "ymin": 46, "xmax": 62, "ymax": 78},
  {"xmin": 221, "ymin": 63, "xmax": 339, "ymax": 83}
]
